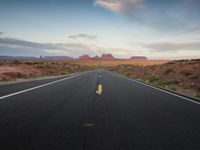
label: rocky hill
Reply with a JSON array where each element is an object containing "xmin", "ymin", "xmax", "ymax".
[
  {"xmin": 101, "ymin": 54, "xmax": 114, "ymax": 60},
  {"xmin": 79, "ymin": 54, "xmax": 115, "ymax": 60},
  {"xmin": 0, "ymin": 54, "xmax": 148, "ymax": 61},
  {"xmin": 78, "ymin": 54, "xmax": 91, "ymax": 60},
  {"xmin": 78, "ymin": 54, "xmax": 148, "ymax": 60}
]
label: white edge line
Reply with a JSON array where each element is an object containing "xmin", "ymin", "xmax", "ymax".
[
  {"xmin": 120, "ymin": 75, "xmax": 200, "ymax": 105},
  {"xmin": 0, "ymin": 73, "xmax": 78, "ymax": 86},
  {"xmin": 0, "ymin": 73, "xmax": 81, "ymax": 100}
]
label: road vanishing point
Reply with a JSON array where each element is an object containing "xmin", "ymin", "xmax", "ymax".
[{"xmin": 0, "ymin": 70, "xmax": 200, "ymax": 150}]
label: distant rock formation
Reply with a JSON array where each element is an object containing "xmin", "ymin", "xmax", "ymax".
[
  {"xmin": 79, "ymin": 54, "xmax": 115, "ymax": 60},
  {"xmin": 93, "ymin": 55, "xmax": 100, "ymax": 60},
  {"xmin": 0, "ymin": 54, "xmax": 148, "ymax": 61},
  {"xmin": 79, "ymin": 54, "xmax": 91, "ymax": 60},
  {"xmin": 101, "ymin": 54, "xmax": 114, "ymax": 60},
  {"xmin": 130, "ymin": 56, "xmax": 148, "ymax": 60}
]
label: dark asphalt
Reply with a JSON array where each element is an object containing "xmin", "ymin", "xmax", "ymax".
[
  {"xmin": 0, "ymin": 74, "xmax": 78, "ymax": 97},
  {"xmin": 0, "ymin": 70, "xmax": 200, "ymax": 150}
]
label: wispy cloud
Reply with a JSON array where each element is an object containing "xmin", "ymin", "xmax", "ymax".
[
  {"xmin": 0, "ymin": 37, "xmax": 96, "ymax": 57},
  {"xmin": 145, "ymin": 41, "xmax": 200, "ymax": 51},
  {"xmin": 0, "ymin": 32, "xmax": 3, "ymax": 35},
  {"xmin": 0, "ymin": 37, "xmax": 140, "ymax": 58},
  {"xmin": 94, "ymin": 0, "xmax": 141, "ymax": 15},
  {"xmin": 0, "ymin": 37, "xmax": 89, "ymax": 50},
  {"xmin": 94, "ymin": 0, "xmax": 200, "ymax": 34},
  {"xmin": 69, "ymin": 34, "xmax": 97, "ymax": 40}
]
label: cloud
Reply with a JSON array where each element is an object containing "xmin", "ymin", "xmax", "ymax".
[
  {"xmin": 0, "ymin": 37, "xmax": 97, "ymax": 57},
  {"xmin": 183, "ymin": 26, "xmax": 200, "ymax": 34},
  {"xmin": 145, "ymin": 41, "xmax": 200, "ymax": 51},
  {"xmin": 0, "ymin": 32, "xmax": 3, "ymax": 35},
  {"xmin": 94, "ymin": 0, "xmax": 141, "ymax": 15},
  {"xmin": 0, "ymin": 37, "xmax": 89, "ymax": 50},
  {"xmin": 0, "ymin": 37, "xmax": 63, "ymax": 50},
  {"xmin": 69, "ymin": 34, "xmax": 97, "ymax": 40},
  {"xmin": 94, "ymin": 0, "xmax": 200, "ymax": 34},
  {"xmin": 0, "ymin": 37, "xmax": 144, "ymax": 58}
]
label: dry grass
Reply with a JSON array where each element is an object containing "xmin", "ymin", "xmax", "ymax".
[
  {"xmin": 0, "ymin": 59, "xmax": 168, "ymax": 82},
  {"xmin": 1, "ymin": 59, "xmax": 199, "ymax": 99},
  {"xmin": 0, "ymin": 60, "xmax": 84, "ymax": 81},
  {"xmin": 70, "ymin": 60, "xmax": 168, "ymax": 67},
  {"xmin": 111, "ymin": 59, "xmax": 200, "ymax": 99}
]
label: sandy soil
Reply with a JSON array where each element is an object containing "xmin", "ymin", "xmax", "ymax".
[
  {"xmin": 111, "ymin": 59, "xmax": 200, "ymax": 99},
  {"xmin": 1, "ymin": 59, "xmax": 199, "ymax": 99}
]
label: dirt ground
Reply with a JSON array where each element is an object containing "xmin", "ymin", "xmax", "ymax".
[
  {"xmin": 0, "ymin": 60, "xmax": 167, "ymax": 81},
  {"xmin": 0, "ymin": 61, "xmax": 85, "ymax": 81},
  {"xmin": 70, "ymin": 60, "xmax": 168, "ymax": 67},
  {"xmin": 0, "ymin": 59, "xmax": 199, "ymax": 99},
  {"xmin": 110, "ymin": 59, "xmax": 200, "ymax": 99}
]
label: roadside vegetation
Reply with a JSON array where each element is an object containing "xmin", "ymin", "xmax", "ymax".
[
  {"xmin": 0, "ymin": 60, "xmax": 95, "ymax": 81},
  {"xmin": 0, "ymin": 59, "xmax": 167, "ymax": 82},
  {"xmin": 110, "ymin": 59, "xmax": 200, "ymax": 99},
  {"xmin": 0, "ymin": 59, "xmax": 199, "ymax": 100}
]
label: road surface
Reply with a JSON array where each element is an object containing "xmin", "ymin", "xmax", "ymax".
[{"xmin": 0, "ymin": 70, "xmax": 200, "ymax": 150}]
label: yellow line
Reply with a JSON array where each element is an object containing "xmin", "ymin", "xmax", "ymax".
[{"xmin": 96, "ymin": 84, "xmax": 103, "ymax": 95}]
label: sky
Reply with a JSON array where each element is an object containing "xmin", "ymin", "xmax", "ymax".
[{"xmin": 0, "ymin": 0, "xmax": 200, "ymax": 59}]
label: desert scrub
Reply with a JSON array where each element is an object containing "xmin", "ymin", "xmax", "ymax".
[
  {"xmin": 0, "ymin": 61, "xmax": 5, "ymax": 65},
  {"xmin": 181, "ymin": 83, "xmax": 192, "ymax": 89},
  {"xmin": 155, "ymin": 79, "xmax": 171, "ymax": 87},
  {"xmin": 143, "ymin": 75, "xmax": 160, "ymax": 83},
  {"xmin": 167, "ymin": 61, "xmax": 176, "ymax": 65},
  {"xmin": 30, "ymin": 74, "xmax": 39, "ymax": 78},
  {"xmin": 194, "ymin": 93, "xmax": 200, "ymax": 99},
  {"xmin": 169, "ymin": 86, "xmax": 177, "ymax": 91},
  {"xmin": 11, "ymin": 60, "xmax": 22, "ymax": 65},
  {"xmin": 58, "ymin": 71, "xmax": 68, "ymax": 75},
  {"xmin": 36, "ymin": 64, "xmax": 46, "ymax": 68},
  {"xmin": 180, "ymin": 69, "xmax": 192, "ymax": 77},
  {"xmin": 23, "ymin": 61, "xmax": 35, "ymax": 65},
  {"xmin": 164, "ymin": 67, "xmax": 174, "ymax": 74},
  {"xmin": 44, "ymin": 63, "xmax": 53, "ymax": 69}
]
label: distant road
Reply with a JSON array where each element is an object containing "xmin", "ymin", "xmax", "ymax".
[{"xmin": 0, "ymin": 70, "xmax": 200, "ymax": 150}]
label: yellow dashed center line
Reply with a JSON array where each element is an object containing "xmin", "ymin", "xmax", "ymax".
[{"xmin": 96, "ymin": 84, "xmax": 103, "ymax": 95}]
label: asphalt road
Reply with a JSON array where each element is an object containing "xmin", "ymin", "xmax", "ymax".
[{"xmin": 0, "ymin": 70, "xmax": 200, "ymax": 150}]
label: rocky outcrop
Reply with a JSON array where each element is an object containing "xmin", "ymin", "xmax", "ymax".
[
  {"xmin": 79, "ymin": 54, "xmax": 91, "ymax": 60},
  {"xmin": 101, "ymin": 54, "xmax": 114, "ymax": 60}
]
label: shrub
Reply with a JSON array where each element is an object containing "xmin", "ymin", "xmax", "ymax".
[
  {"xmin": 0, "ymin": 61, "xmax": 5, "ymax": 65},
  {"xmin": 180, "ymin": 70, "xmax": 192, "ymax": 77},
  {"xmin": 12, "ymin": 60, "xmax": 22, "ymax": 65},
  {"xmin": 144, "ymin": 75, "xmax": 160, "ymax": 83},
  {"xmin": 36, "ymin": 64, "xmax": 45, "ymax": 68},
  {"xmin": 23, "ymin": 61, "xmax": 39, "ymax": 65},
  {"xmin": 59, "ymin": 72, "xmax": 67, "ymax": 75},
  {"xmin": 164, "ymin": 67, "xmax": 174, "ymax": 74},
  {"xmin": 182, "ymin": 83, "xmax": 191, "ymax": 89},
  {"xmin": 171, "ymin": 80, "xmax": 180, "ymax": 84},
  {"xmin": 44, "ymin": 63, "xmax": 52, "ymax": 69},
  {"xmin": 156, "ymin": 80, "xmax": 171, "ymax": 87},
  {"xmin": 194, "ymin": 93, "xmax": 200, "ymax": 99},
  {"xmin": 170, "ymin": 86, "xmax": 177, "ymax": 91},
  {"xmin": 167, "ymin": 61, "xmax": 176, "ymax": 65}
]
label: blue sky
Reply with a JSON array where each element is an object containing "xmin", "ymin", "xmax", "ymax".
[{"xmin": 0, "ymin": 0, "xmax": 200, "ymax": 59}]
